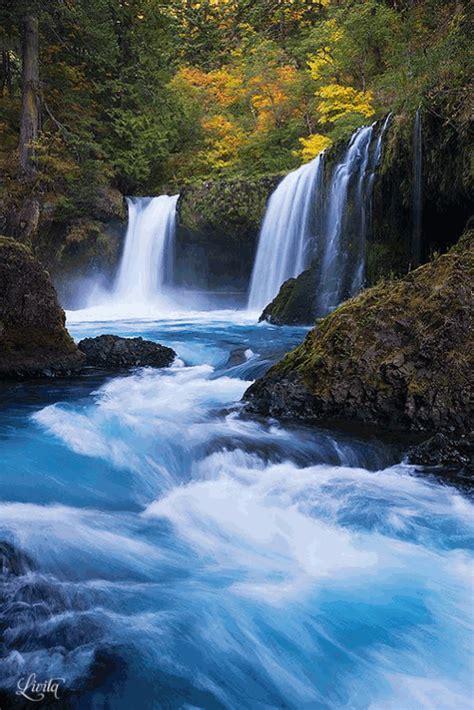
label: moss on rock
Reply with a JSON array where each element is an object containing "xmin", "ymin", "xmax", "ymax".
[
  {"xmin": 0, "ymin": 237, "xmax": 85, "ymax": 378},
  {"xmin": 259, "ymin": 262, "xmax": 319, "ymax": 325},
  {"xmin": 244, "ymin": 228, "xmax": 473, "ymax": 436},
  {"xmin": 175, "ymin": 175, "xmax": 280, "ymax": 291}
]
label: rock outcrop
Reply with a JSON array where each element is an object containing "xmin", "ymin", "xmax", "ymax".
[
  {"xmin": 407, "ymin": 433, "xmax": 473, "ymax": 471},
  {"xmin": 244, "ymin": 230, "xmax": 473, "ymax": 440},
  {"xmin": 0, "ymin": 237, "xmax": 85, "ymax": 378},
  {"xmin": 259, "ymin": 262, "xmax": 319, "ymax": 325},
  {"xmin": 78, "ymin": 335, "xmax": 176, "ymax": 369},
  {"xmin": 175, "ymin": 175, "xmax": 279, "ymax": 292}
]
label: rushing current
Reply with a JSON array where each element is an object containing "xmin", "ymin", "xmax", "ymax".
[
  {"xmin": 1, "ymin": 308, "xmax": 473, "ymax": 709},
  {"xmin": 247, "ymin": 155, "xmax": 324, "ymax": 312},
  {"xmin": 114, "ymin": 195, "xmax": 179, "ymax": 303}
]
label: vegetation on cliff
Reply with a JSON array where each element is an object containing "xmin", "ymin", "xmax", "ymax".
[{"xmin": 244, "ymin": 228, "xmax": 473, "ymax": 436}]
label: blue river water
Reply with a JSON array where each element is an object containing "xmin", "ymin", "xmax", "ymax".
[{"xmin": 0, "ymin": 311, "xmax": 473, "ymax": 709}]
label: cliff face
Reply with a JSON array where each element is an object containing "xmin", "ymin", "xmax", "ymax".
[
  {"xmin": 0, "ymin": 237, "xmax": 84, "ymax": 378},
  {"xmin": 244, "ymin": 229, "xmax": 473, "ymax": 437},
  {"xmin": 368, "ymin": 111, "xmax": 472, "ymax": 283},
  {"xmin": 0, "ymin": 186, "xmax": 126, "ymax": 308},
  {"xmin": 175, "ymin": 175, "xmax": 279, "ymax": 292}
]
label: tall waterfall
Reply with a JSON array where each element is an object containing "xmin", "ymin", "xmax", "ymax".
[
  {"xmin": 247, "ymin": 155, "xmax": 324, "ymax": 311},
  {"xmin": 249, "ymin": 118, "xmax": 390, "ymax": 317},
  {"xmin": 317, "ymin": 125, "xmax": 375, "ymax": 314},
  {"xmin": 412, "ymin": 109, "xmax": 423, "ymax": 267},
  {"xmin": 115, "ymin": 195, "xmax": 179, "ymax": 303}
]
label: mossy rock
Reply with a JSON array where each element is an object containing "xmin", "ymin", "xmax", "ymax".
[
  {"xmin": 244, "ymin": 227, "xmax": 473, "ymax": 437},
  {"xmin": 0, "ymin": 237, "xmax": 85, "ymax": 378},
  {"xmin": 175, "ymin": 175, "xmax": 280, "ymax": 291},
  {"xmin": 259, "ymin": 262, "xmax": 319, "ymax": 325}
]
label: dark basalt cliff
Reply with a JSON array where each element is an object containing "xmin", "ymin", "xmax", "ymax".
[
  {"xmin": 175, "ymin": 175, "xmax": 279, "ymax": 292},
  {"xmin": 244, "ymin": 229, "xmax": 473, "ymax": 440},
  {"xmin": 0, "ymin": 237, "xmax": 85, "ymax": 378}
]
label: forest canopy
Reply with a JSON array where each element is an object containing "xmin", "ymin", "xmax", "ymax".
[{"xmin": 0, "ymin": 0, "xmax": 471, "ymax": 212}]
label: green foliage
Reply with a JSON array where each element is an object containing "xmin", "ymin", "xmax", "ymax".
[{"xmin": 0, "ymin": 0, "xmax": 471, "ymax": 213}]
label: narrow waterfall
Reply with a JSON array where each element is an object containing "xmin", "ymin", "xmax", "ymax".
[
  {"xmin": 412, "ymin": 109, "xmax": 423, "ymax": 266},
  {"xmin": 349, "ymin": 113, "xmax": 392, "ymax": 296},
  {"xmin": 247, "ymin": 155, "xmax": 324, "ymax": 311},
  {"xmin": 115, "ymin": 195, "xmax": 179, "ymax": 303},
  {"xmin": 316, "ymin": 125, "xmax": 375, "ymax": 314}
]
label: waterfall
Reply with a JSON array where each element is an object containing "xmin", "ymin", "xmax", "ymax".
[
  {"xmin": 247, "ymin": 155, "xmax": 324, "ymax": 311},
  {"xmin": 349, "ymin": 113, "xmax": 392, "ymax": 296},
  {"xmin": 316, "ymin": 124, "xmax": 375, "ymax": 314},
  {"xmin": 114, "ymin": 195, "xmax": 179, "ymax": 303},
  {"xmin": 412, "ymin": 109, "xmax": 423, "ymax": 266},
  {"xmin": 248, "ymin": 118, "xmax": 392, "ymax": 318}
]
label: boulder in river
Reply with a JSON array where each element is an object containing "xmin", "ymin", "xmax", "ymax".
[
  {"xmin": 78, "ymin": 334, "xmax": 176, "ymax": 369},
  {"xmin": 244, "ymin": 228, "xmax": 473, "ymax": 444},
  {"xmin": 259, "ymin": 262, "xmax": 319, "ymax": 325},
  {"xmin": 0, "ymin": 237, "xmax": 85, "ymax": 378}
]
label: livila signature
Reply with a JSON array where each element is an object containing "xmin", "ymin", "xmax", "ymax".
[{"xmin": 16, "ymin": 673, "xmax": 65, "ymax": 702}]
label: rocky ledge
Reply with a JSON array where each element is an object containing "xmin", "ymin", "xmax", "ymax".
[
  {"xmin": 244, "ymin": 229, "xmax": 473, "ymax": 464},
  {"xmin": 78, "ymin": 334, "xmax": 176, "ymax": 369},
  {"xmin": 0, "ymin": 237, "xmax": 85, "ymax": 378}
]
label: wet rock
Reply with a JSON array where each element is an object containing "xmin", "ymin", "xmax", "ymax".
[
  {"xmin": 244, "ymin": 229, "xmax": 473, "ymax": 439},
  {"xmin": 225, "ymin": 347, "xmax": 253, "ymax": 368},
  {"xmin": 0, "ymin": 542, "xmax": 34, "ymax": 578},
  {"xmin": 78, "ymin": 335, "xmax": 176, "ymax": 370},
  {"xmin": 175, "ymin": 175, "xmax": 279, "ymax": 291},
  {"xmin": 0, "ymin": 237, "xmax": 85, "ymax": 379},
  {"xmin": 259, "ymin": 262, "xmax": 319, "ymax": 325},
  {"xmin": 407, "ymin": 433, "xmax": 473, "ymax": 471}
]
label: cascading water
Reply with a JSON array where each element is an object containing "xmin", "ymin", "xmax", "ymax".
[
  {"xmin": 248, "ymin": 119, "xmax": 391, "ymax": 318},
  {"xmin": 348, "ymin": 113, "xmax": 392, "ymax": 296},
  {"xmin": 316, "ymin": 124, "xmax": 375, "ymax": 314},
  {"xmin": 114, "ymin": 195, "xmax": 179, "ymax": 303},
  {"xmin": 412, "ymin": 109, "xmax": 423, "ymax": 266},
  {"xmin": 247, "ymin": 155, "xmax": 324, "ymax": 311}
]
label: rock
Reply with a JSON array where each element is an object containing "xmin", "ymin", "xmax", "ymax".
[
  {"xmin": 244, "ymin": 228, "xmax": 473, "ymax": 438},
  {"xmin": 0, "ymin": 237, "xmax": 85, "ymax": 378},
  {"xmin": 78, "ymin": 335, "xmax": 176, "ymax": 369},
  {"xmin": 407, "ymin": 433, "xmax": 473, "ymax": 471},
  {"xmin": 259, "ymin": 262, "xmax": 319, "ymax": 325},
  {"xmin": 175, "ymin": 175, "xmax": 280, "ymax": 292},
  {"xmin": 0, "ymin": 541, "xmax": 34, "ymax": 578},
  {"xmin": 225, "ymin": 347, "xmax": 253, "ymax": 367}
]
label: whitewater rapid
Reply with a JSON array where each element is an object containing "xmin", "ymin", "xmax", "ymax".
[{"xmin": 1, "ymin": 315, "xmax": 473, "ymax": 709}]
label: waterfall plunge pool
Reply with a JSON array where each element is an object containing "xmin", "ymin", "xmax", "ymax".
[{"xmin": 0, "ymin": 311, "xmax": 473, "ymax": 709}]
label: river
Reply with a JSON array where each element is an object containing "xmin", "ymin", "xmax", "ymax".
[{"xmin": 0, "ymin": 310, "xmax": 472, "ymax": 709}]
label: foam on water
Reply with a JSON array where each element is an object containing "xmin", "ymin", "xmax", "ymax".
[{"xmin": 1, "ymin": 317, "xmax": 473, "ymax": 708}]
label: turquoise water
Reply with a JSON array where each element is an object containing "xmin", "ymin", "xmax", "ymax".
[{"xmin": 1, "ymin": 312, "xmax": 473, "ymax": 709}]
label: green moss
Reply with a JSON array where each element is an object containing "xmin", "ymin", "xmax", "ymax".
[
  {"xmin": 260, "ymin": 262, "xmax": 319, "ymax": 325},
  {"xmin": 269, "ymin": 229, "xmax": 473, "ymax": 423}
]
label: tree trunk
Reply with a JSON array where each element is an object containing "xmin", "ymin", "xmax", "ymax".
[
  {"xmin": 18, "ymin": 14, "xmax": 40, "ymax": 180},
  {"xmin": 1, "ymin": 51, "xmax": 12, "ymax": 97}
]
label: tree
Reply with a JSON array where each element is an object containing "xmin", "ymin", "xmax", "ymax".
[{"xmin": 18, "ymin": 12, "xmax": 40, "ymax": 179}]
